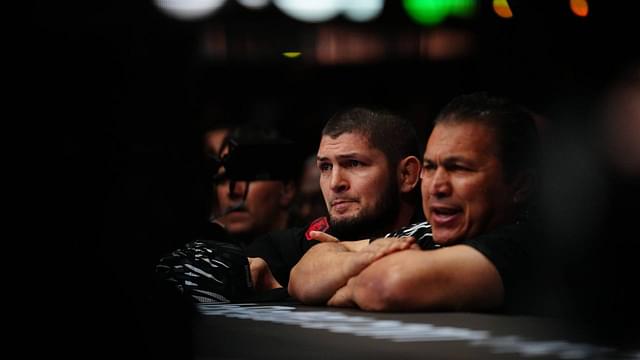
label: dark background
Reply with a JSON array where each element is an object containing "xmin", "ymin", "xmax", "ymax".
[{"xmin": 32, "ymin": 1, "xmax": 638, "ymax": 358}]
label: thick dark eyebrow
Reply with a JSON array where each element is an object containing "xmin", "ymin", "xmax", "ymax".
[
  {"xmin": 335, "ymin": 153, "xmax": 364, "ymax": 160},
  {"xmin": 423, "ymin": 155, "xmax": 470, "ymax": 164},
  {"xmin": 317, "ymin": 153, "xmax": 365, "ymax": 162}
]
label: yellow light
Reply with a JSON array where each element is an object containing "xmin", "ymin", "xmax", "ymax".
[
  {"xmin": 570, "ymin": 0, "xmax": 588, "ymax": 17},
  {"xmin": 492, "ymin": 0, "xmax": 513, "ymax": 19},
  {"xmin": 283, "ymin": 52, "xmax": 302, "ymax": 58}
]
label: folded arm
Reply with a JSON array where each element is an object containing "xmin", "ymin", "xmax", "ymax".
[
  {"xmin": 288, "ymin": 234, "xmax": 415, "ymax": 305},
  {"xmin": 327, "ymin": 245, "xmax": 504, "ymax": 312}
]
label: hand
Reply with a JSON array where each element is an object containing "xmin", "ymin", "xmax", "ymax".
[
  {"xmin": 309, "ymin": 231, "xmax": 371, "ymax": 252},
  {"xmin": 341, "ymin": 236, "xmax": 416, "ymax": 280},
  {"xmin": 326, "ymin": 238, "xmax": 417, "ymax": 308},
  {"xmin": 308, "ymin": 231, "xmax": 339, "ymax": 242},
  {"xmin": 248, "ymin": 257, "xmax": 282, "ymax": 291},
  {"xmin": 327, "ymin": 277, "xmax": 357, "ymax": 308}
]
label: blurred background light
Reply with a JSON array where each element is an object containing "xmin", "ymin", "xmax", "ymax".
[
  {"xmin": 315, "ymin": 26, "xmax": 386, "ymax": 64},
  {"xmin": 237, "ymin": 0, "xmax": 270, "ymax": 10},
  {"xmin": 342, "ymin": 0, "xmax": 385, "ymax": 22},
  {"xmin": 420, "ymin": 29, "xmax": 472, "ymax": 60},
  {"xmin": 154, "ymin": 0, "xmax": 227, "ymax": 20},
  {"xmin": 570, "ymin": 0, "xmax": 589, "ymax": 17},
  {"xmin": 273, "ymin": 0, "xmax": 342, "ymax": 23},
  {"xmin": 492, "ymin": 0, "xmax": 513, "ymax": 19},
  {"xmin": 273, "ymin": 0, "xmax": 385, "ymax": 23},
  {"xmin": 404, "ymin": 0, "xmax": 476, "ymax": 26},
  {"xmin": 282, "ymin": 52, "xmax": 302, "ymax": 58},
  {"xmin": 449, "ymin": 0, "xmax": 475, "ymax": 17}
]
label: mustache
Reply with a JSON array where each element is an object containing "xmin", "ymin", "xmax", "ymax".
[{"xmin": 220, "ymin": 203, "xmax": 248, "ymax": 216}]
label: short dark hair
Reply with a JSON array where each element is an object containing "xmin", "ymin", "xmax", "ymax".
[
  {"xmin": 434, "ymin": 92, "xmax": 539, "ymax": 181},
  {"xmin": 321, "ymin": 107, "xmax": 420, "ymax": 166}
]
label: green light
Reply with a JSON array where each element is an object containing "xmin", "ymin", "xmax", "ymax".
[
  {"xmin": 450, "ymin": 0, "xmax": 475, "ymax": 17},
  {"xmin": 403, "ymin": 0, "xmax": 476, "ymax": 26}
]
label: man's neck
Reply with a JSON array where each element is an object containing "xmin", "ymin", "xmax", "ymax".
[{"xmin": 388, "ymin": 203, "xmax": 419, "ymax": 233}]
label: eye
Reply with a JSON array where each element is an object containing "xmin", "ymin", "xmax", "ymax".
[
  {"xmin": 347, "ymin": 160, "xmax": 362, "ymax": 168},
  {"xmin": 318, "ymin": 162, "xmax": 332, "ymax": 172},
  {"xmin": 422, "ymin": 162, "xmax": 436, "ymax": 171},
  {"xmin": 447, "ymin": 163, "xmax": 471, "ymax": 172}
]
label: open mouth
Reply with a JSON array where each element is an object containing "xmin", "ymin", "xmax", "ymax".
[
  {"xmin": 432, "ymin": 207, "xmax": 459, "ymax": 216},
  {"xmin": 430, "ymin": 205, "xmax": 461, "ymax": 224}
]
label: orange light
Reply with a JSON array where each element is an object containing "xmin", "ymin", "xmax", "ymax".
[
  {"xmin": 493, "ymin": 0, "xmax": 513, "ymax": 19},
  {"xmin": 570, "ymin": 0, "xmax": 589, "ymax": 17}
]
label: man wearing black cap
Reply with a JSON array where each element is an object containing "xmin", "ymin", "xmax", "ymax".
[
  {"xmin": 157, "ymin": 125, "xmax": 304, "ymax": 302},
  {"xmin": 212, "ymin": 128, "xmax": 300, "ymax": 243}
]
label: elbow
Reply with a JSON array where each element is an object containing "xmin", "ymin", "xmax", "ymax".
[
  {"xmin": 287, "ymin": 265, "xmax": 306, "ymax": 302},
  {"xmin": 351, "ymin": 268, "xmax": 408, "ymax": 312},
  {"xmin": 288, "ymin": 266, "xmax": 324, "ymax": 305}
]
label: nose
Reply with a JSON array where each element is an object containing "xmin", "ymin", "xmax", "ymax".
[
  {"xmin": 227, "ymin": 180, "xmax": 247, "ymax": 199},
  {"xmin": 428, "ymin": 168, "xmax": 451, "ymax": 198},
  {"xmin": 329, "ymin": 167, "xmax": 349, "ymax": 193}
]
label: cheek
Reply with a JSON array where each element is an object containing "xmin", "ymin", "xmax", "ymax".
[
  {"xmin": 319, "ymin": 178, "xmax": 332, "ymax": 199},
  {"xmin": 246, "ymin": 183, "xmax": 281, "ymax": 207},
  {"xmin": 216, "ymin": 185, "xmax": 229, "ymax": 201},
  {"xmin": 462, "ymin": 179, "xmax": 503, "ymax": 220},
  {"xmin": 454, "ymin": 177, "xmax": 485, "ymax": 201},
  {"xmin": 360, "ymin": 170, "xmax": 388, "ymax": 201},
  {"xmin": 420, "ymin": 180, "xmax": 430, "ymax": 199}
]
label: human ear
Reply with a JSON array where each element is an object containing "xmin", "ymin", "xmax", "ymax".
[
  {"xmin": 512, "ymin": 170, "xmax": 534, "ymax": 204},
  {"xmin": 398, "ymin": 156, "xmax": 421, "ymax": 193}
]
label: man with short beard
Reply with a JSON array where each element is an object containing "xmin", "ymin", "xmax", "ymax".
[
  {"xmin": 158, "ymin": 107, "xmax": 424, "ymax": 301},
  {"xmin": 246, "ymin": 106, "xmax": 424, "ymax": 292}
]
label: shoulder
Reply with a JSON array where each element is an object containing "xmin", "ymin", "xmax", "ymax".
[
  {"xmin": 304, "ymin": 216, "xmax": 330, "ymax": 240},
  {"xmin": 462, "ymin": 221, "xmax": 534, "ymax": 255},
  {"xmin": 385, "ymin": 221, "xmax": 439, "ymax": 250},
  {"xmin": 247, "ymin": 218, "xmax": 326, "ymax": 256},
  {"xmin": 460, "ymin": 222, "xmax": 536, "ymax": 302}
]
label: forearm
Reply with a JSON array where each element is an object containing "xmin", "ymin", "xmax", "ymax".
[
  {"xmin": 288, "ymin": 242, "xmax": 358, "ymax": 305},
  {"xmin": 345, "ymin": 246, "xmax": 504, "ymax": 312},
  {"xmin": 289, "ymin": 238, "xmax": 415, "ymax": 305}
]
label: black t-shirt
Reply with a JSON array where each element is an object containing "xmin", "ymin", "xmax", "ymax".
[{"xmin": 245, "ymin": 227, "xmax": 317, "ymax": 288}]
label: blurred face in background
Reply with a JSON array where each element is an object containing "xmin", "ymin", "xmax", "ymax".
[
  {"xmin": 205, "ymin": 128, "xmax": 230, "ymax": 158},
  {"xmin": 603, "ymin": 76, "xmax": 640, "ymax": 176},
  {"xmin": 214, "ymin": 145, "xmax": 294, "ymax": 237},
  {"xmin": 295, "ymin": 156, "xmax": 327, "ymax": 222}
]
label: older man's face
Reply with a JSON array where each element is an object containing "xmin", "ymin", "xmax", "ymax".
[{"xmin": 421, "ymin": 121, "xmax": 518, "ymax": 245}]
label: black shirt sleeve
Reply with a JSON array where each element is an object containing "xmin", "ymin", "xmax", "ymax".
[
  {"xmin": 461, "ymin": 222, "xmax": 535, "ymax": 314},
  {"xmin": 246, "ymin": 227, "xmax": 319, "ymax": 288}
]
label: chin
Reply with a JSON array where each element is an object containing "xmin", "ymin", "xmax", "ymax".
[
  {"xmin": 329, "ymin": 213, "xmax": 358, "ymax": 224},
  {"xmin": 226, "ymin": 222, "xmax": 253, "ymax": 235},
  {"xmin": 432, "ymin": 231, "xmax": 460, "ymax": 246}
]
